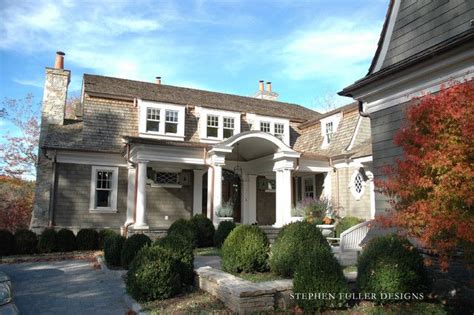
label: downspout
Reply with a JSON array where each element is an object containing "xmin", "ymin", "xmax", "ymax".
[
  {"xmin": 358, "ymin": 100, "xmax": 370, "ymax": 118},
  {"xmin": 48, "ymin": 150, "xmax": 58, "ymax": 227}
]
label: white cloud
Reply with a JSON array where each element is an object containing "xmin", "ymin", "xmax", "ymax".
[{"xmin": 12, "ymin": 78, "xmax": 44, "ymax": 88}]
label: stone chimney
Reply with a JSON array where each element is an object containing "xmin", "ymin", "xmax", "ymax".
[
  {"xmin": 253, "ymin": 80, "xmax": 279, "ymax": 101},
  {"xmin": 42, "ymin": 51, "xmax": 70, "ymax": 126}
]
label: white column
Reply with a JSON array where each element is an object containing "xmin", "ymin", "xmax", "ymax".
[
  {"xmin": 273, "ymin": 159, "xmax": 294, "ymax": 227},
  {"xmin": 193, "ymin": 169, "xmax": 205, "ymax": 216},
  {"xmin": 212, "ymin": 165, "xmax": 223, "ymax": 226},
  {"xmin": 206, "ymin": 167, "xmax": 213, "ymax": 219},
  {"xmin": 248, "ymin": 175, "xmax": 257, "ymax": 224},
  {"xmin": 322, "ymin": 171, "xmax": 332, "ymax": 201},
  {"xmin": 134, "ymin": 160, "xmax": 149, "ymax": 229},
  {"xmin": 125, "ymin": 166, "xmax": 136, "ymax": 225},
  {"xmin": 367, "ymin": 172, "xmax": 376, "ymax": 219}
]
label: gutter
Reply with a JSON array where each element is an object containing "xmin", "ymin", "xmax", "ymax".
[{"xmin": 358, "ymin": 101, "xmax": 370, "ymax": 118}]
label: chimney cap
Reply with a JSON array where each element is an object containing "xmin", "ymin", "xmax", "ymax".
[
  {"xmin": 56, "ymin": 51, "xmax": 65, "ymax": 56},
  {"xmin": 259, "ymin": 80, "xmax": 264, "ymax": 83},
  {"xmin": 266, "ymin": 81, "xmax": 271, "ymax": 84},
  {"xmin": 156, "ymin": 76, "xmax": 161, "ymax": 79}
]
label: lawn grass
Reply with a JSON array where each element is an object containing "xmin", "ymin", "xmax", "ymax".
[
  {"xmin": 194, "ymin": 247, "xmax": 220, "ymax": 256},
  {"xmin": 142, "ymin": 289, "xmax": 231, "ymax": 314},
  {"xmin": 236, "ymin": 272, "xmax": 284, "ymax": 283}
]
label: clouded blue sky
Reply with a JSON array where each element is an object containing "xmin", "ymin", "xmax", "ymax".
[{"xmin": 1, "ymin": 0, "xmax": 388, "ymax": 115}]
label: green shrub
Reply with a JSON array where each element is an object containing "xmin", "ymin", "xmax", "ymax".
[
  {"xmin": 98, "ymin": 229, "xmax": 118, "ymax": 250},
  {"xmin": 190, "ymin": 214, "xmax": 215, "ymax": 248},
  {"xmin": 37, "ymin": 228, "xmax": 57, "ymax": 253},
  {"xmin": 214, "ymin": 221, "xmax": 236, "ymax": 248},
  {"xmin": 126, "ymin": 245, "xmax": 181, "ymax": 301},
  {"xmin": 336, "ymin": 216, "xmax": 363, "ymax": 237},
  {"xmin": 293, "ymin": 246, "xmax": 349, "ymax": 312},
  {"xmin": 167, "ymin": 219, "xmax": 198, "ymax": 248},
  {"xmin": 121, "ymin": 234, "xmax": 152, "ymax": 269},
  {"xmin": 156, "ymin": 233, "xmax": 195, "ymax": 286},
  {"xmin": 104, "ymin": 234, "xmax": 125, "ymax": 267},
  {"xmin": 0, "ymin": 230, "xmax": 14, "ymax": 256},
  {"xmin": 14, "ymin": 229, "xmax": 37, "ymax": 255},
  {"xmin": 56, "ymin": 229, "xmax": 76, "ymax": 252},
  {"xmin": 221, "ymin": 225, "xmax": 269, "ymax": 273},
  {"xmin": 76, "ymin": 229, "xmax": 99, "ymax": 250},
  {"xmin": 270, "ymin": 221, "xmax": 330, "ymax": 277},
  {"xmin": 357, "ymin": 234, "xmax": 429, "ymax": 303}
]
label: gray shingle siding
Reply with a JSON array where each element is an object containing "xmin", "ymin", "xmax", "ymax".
[{"xmin": 382, "ymin": 0, "xmax": 474, "ymax": 68}]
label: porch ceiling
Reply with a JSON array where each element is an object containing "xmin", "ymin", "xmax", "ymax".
[{"xmin": 226, "ymin": 137, "xmax": 277, "ymax": 161}]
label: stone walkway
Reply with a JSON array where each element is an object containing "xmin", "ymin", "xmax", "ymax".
[{"xmin": 0, "ymin": 260, "xmax": 129, "ymax": 315}]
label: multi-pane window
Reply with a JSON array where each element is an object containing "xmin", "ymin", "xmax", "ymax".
[
  {"xmin": 223, "ymin": 117, "xmax": 235, "ymax": 138},
  {"xmin": 304, "ymin": 177, "xmax": 315, "ymax": 198},
  {"xmin": 146, "ymin": 108, "xmax": 160, "ymax": 132},
  {"xmin": 354, "ymin": 173, "xmax": 363, "ymax": 194},
  {"xmin": 274, "ymin": 123, "xmax": 284, "ymax": 140},
  {"xmin": 156, "ymin": 172, "xmax": 179, "ymax": 185},
  {"xmin": 165, "ymin": 110, "xmax": 178, "ymax": 134},
  {"xmin": 207, "ymin": 115, "xmax": 219, "ymax": 138},
  {"xmin": 325, "ymin": 122, "xmax": 333, "ymax": 144},
  {"xmin": 95, "ymin": 170, "xmax": 113, "ymax": 207},
  {"xmin": 90, "ymin": 166, "xmax": 118, "ymax": 211},
  {"xmin": 260, "ymin": 121, "xmax": 271, "ymax": 133}
]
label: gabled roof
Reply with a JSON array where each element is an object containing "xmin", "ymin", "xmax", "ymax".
[{"xmin": 83, "ymin": 74, "xmax": 320, "ymax": 121}]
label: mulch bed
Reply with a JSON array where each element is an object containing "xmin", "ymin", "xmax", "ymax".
[{"xmin": 0, "ymin": 251, "xmax": 102, "ymax": 264}]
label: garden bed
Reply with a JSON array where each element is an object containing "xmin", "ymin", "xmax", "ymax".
[{"xmin": 0, "ymin": 250, "xmax": 102, "ymax": 264}]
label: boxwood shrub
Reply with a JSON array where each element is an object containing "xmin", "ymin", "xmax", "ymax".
[
  {"xmin": 270, "ymin": 221, "xmax": 330, "ymax": 277},
  {"xmin": 214, "ymin": 221, "xmax": 236, "ymax": 248},
  {"xmin": 98, "ymin": 229, "xmax": 118, "ymax": 250},
  {"xmin": 0, "ymin": 230, "xmax": 14, "ymax": 256},
  {"xmin": 156, "ymin": 233, "xmax": 194, "ymax": 286},
  {"xmin": 38, "ymin": 228, "xmax": 58, "ymax": 253},
  {"xmin": 190, "ymin": 214, "xmax": 215, "ymax": 248},
  {"xmin": 121, "ymin": 234, "xmax": 152, "ymax": 269},
  {"xmin": 293, "ymin": 246, "xmax": 349, "ymax": 312},
  {"xmin": 357, "ymin": 234, "xmax": 429, "ymax": 302},
  {"xmin": 56, "ymin": 228, "xmax": 76, "ymax": 252},
  {"xmin": 104, "ymin": 234, "xmax": 125, "ymax": 267},
  {"xmin": 221, "ymin": 225, "xmax": 269, "ymax": 273},
  {"xmin": 76, "ymin": 229, "xmax": 99, "ymax": 250},
  {"xmin": 335, "ymin": 216, "xmax": 363, "ymax": 237},
  {"xmin": 126, "ymin": 245, "xmax": 181, "ymax": 301},
  {"xmin": 14, "ymin": 229, "xmax": 37, "ymax": 255},
  {"xmin": 167, "ymin": 219, "xmax": 198, "ymax": 248}
]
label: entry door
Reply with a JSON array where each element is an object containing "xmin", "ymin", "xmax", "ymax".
[{"xmin": 303, "ymin": 176, "xmax": 315, "ymax": 199}]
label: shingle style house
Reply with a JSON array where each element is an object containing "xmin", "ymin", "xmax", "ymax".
[
  {"xmin": 340, "ymin": 0, "xmax": 473, "ymax": 214},
  {"xmin": 31, "ymin": 53, "xmax": 374, "ymax": 234}
]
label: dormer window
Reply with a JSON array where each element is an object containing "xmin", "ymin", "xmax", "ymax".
[
  {"xmin": 260, "ymin": 121, "xmax": 271, "ymax": 133},
  {"xmin": 325, "ymin": 122, "xmax": 333, "ymax": 144},
  {"xmin": 196, "ymin": 107, "xmax": 241, "ymax": 142},
  {"xmin": 207, "ymin": 115, "xmax": 219, "ymax": 138},
  {"xmin": 274, "ymin": 123, "xmax": 284, "ymax": 140},
  {"xmin": 139, "ymin": 100, "xmax": 185, "ymax": 140}
]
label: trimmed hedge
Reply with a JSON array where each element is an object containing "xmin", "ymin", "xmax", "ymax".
[
  {"xmin": 214, "ymin": 221, "xmax": 236, "ymax": 248},
  {"xmin": 76, "ymin": 229, "xmax": 99, "ymax": 250},
  {"xmin": 357, "ymin": 234, "xmax": 429, "ymax": 302},
  {"xmin": 167, "ymin": 219, "xmax": 198, "ymax": 248},
  {"xmin": 104, "ymin": 234, "xmax": 125, "ymax": 267},
  {"xmin": 98, "ymin": 229, "xmax": 118, "ymax": 250},
  {"xmin": 56, "ymin": 229, "xmax": 76, "ymax": 252},
  {"xmin": 270, "ymin": 221, "xmax": 330, "ymax": 277},
  {"xmin": 221, "ymin": 225, "xmax": 269, "ymax": 273},
  {"xmin": 121, "ymin": 234, "xmax": 152, "ymax": 269},
  {"xmin": 14, "ymin": 229, "xmax": 37, "ymax": 254},
  {"xmin": 38, "ymin": 228, "xmax": 58, "ymax": 253},
  {"xmin": 0, "ymin": 230, "xmax": 14, "ymax": 256},
  {"xmin": 294, "ymin": 246, "xmax": 349, "ymax": 312},
  {"xmin": 335, "ymin": 216, "xmax": 363, "ymax": 237},
  {"xmin": 126, "ymin": 245, "xmax": 181, "ymax": 301},
  {"xmin": 190, "ymin": 214, "xmax": 215, "ymax": 248},
  {"xmin": 156, "ymin": 233, "xmax": 195, "ymax": 286}
]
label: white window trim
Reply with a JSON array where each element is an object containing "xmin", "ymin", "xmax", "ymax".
[
  {"xmin": 138, "ymin": 99, "xmax": 186, "ymax": 141},
  {"xmin": 349, "ymin": 170, "xmax": 366, "ymax": 200},
  {"xmin": 151, "ymin": 171, "xmax": 182, "ymax": 189},
  {"xmin": 246, "ymin": 113, "xmax": 290, "ymax": 146},
  {"xmin": 195, "ymin": 107, "xmax": 241, "ymax": 143},
  {"xmin": 320, "ymin": 113, "xmax": 342, "ymax": 148},
  {"xmin": 89, "ymin": 166, "xmax": 119, "ymax": 213}
]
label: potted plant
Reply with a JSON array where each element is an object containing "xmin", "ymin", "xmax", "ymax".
[{"xmin": 215, "ymin": 201, "xmax": 234, "ymax": 225}]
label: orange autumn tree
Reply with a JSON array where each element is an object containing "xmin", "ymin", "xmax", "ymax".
[{"xmin": 379, "ymin": 81, "xmax": 474, "ymax": 270}]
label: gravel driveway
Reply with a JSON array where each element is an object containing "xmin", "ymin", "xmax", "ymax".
[{"xmin": 0, "ymin": 260, "xmax": 129, "ymax": 315}]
